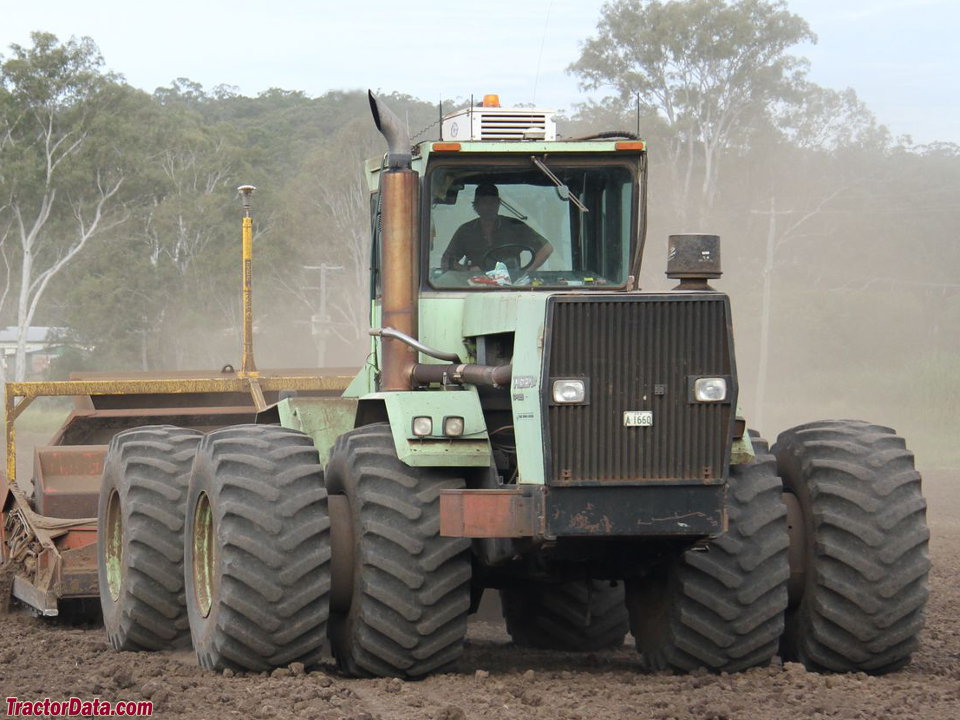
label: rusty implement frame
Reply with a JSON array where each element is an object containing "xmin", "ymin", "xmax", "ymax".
[{"xmin": 1, "ymin": 373, "xmax": 352, "ymax": 615}]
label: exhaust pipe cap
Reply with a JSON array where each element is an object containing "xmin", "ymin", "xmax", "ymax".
[{"xmin": 369, "ymin": 90, "xmax": 412, "ymax": 169}]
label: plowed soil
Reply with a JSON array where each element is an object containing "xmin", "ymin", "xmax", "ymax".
[{"xmin": 0, "ymin": 470, "xmax": 956, "ymax": 720}]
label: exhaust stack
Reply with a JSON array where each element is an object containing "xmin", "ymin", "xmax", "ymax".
[
  {"xmin": 369, "ymin": 91, "xmax": 419, "ymax": 391},
  {"xmin": 369, "ymin": 91, "xmax": 413, "ymax": 169}
]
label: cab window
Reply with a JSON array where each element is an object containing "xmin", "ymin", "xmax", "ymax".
[{"xmin": 426, "ymin": 160, "xmax": 635, "ymax": 290}]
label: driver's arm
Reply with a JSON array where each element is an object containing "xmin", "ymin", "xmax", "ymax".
[
  {"xmin": 518, "ymin": 223, "xmax": 553, "ymax": 272},
  {"xmin": 441, "ymin": 230, "xmax": 472, "ymax": 270},
  {"xmin": 528, "ymin": 241, "xmax": 553, "ymax": 272}
]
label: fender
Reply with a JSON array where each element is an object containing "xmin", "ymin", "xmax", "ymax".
[{"xmin": 358, "ymin": 389, "xmax": 490, "ymax": 467}]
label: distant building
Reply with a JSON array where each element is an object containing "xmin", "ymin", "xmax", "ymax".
[{"xmin": 0, "ymin": 326, "xmax": 67, "ymax": 378}]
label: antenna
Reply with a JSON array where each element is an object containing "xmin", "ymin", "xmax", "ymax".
[{"xmin": 532, "ymin": 0, "xmax": 555, "ymax": 105}]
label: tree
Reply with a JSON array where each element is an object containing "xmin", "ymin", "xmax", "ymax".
[
  {"xmin": 0, "ymin": 32, "xmax": 125, "ymax": 381},
  {"xmin": 0, "ymin": 219, "xmax": 9, "ymax": 390},
  {"xmin": 772, "ymin": 81, "xmax": 889, "ymax": 152},
  {"xmin": 570, "ymin": 0, "xmax": 815, "ymax": 224},
  {"xmin": 51, "ymin": 77, "xmax": 253, "ymax": 372}
]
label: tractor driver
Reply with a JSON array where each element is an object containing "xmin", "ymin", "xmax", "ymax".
[{"xmin": 441, "ymin": 183, "xmax": 553, "ymax": 274}]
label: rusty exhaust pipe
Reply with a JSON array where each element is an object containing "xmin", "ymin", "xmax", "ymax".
[{"xmin": 369, "ymin": 91, "xmax": 419, "ymax": 391}]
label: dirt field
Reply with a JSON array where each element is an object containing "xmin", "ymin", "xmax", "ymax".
[{"xmin": 0, "ymin": 470, "xmax": 956, "ymax": 720}]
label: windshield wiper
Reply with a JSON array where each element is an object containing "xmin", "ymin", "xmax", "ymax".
[
  {"xmin": 530, "ymin": 156, "xmax": 589, "ymax": 213},
  {"xmin": 497, "ymin": 197, "xmax": 528, "ymax": 221}
]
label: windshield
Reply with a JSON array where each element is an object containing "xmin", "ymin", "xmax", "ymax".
[{"xmin": 426, "ymin": 159, "xmax": 635, "ymax": 290}]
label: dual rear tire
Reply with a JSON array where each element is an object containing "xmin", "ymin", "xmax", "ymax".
[
  {"xmin": 773, "ymin": 420, "xmax": 929, "ymax": 673},
  {"xmin": 98, "ymin": 424, "xmax": 331, "ymax": 670},
  {"xmin": 625, "ymin": 422, "xmax": 929, "ymax": 676}
]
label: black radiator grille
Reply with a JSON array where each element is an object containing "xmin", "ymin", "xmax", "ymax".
[{"xmin": 544, "ymin": 295, "xmax": 735, "ymax": 484}]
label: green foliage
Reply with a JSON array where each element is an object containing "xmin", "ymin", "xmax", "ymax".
[
  {"xmin": 0, "ymin": 32, "xmax": 132, "ymax": 381},
  {"xmin": 571, "ymin": 0, "xmax": 814, "ymax": 119},
  {"xmin": 2, "ymin": 32, "xmax": 111, "ymax": 105},
  {"xmin": 570, "ymin": 0, "xmax": 816, "ymax": 222}
]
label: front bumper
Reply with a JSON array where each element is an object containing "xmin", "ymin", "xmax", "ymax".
[{"xmin": 440, "ymin": 484, "xmax": 726, "ymax": 539}]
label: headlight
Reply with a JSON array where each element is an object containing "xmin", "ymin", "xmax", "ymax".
[
  {"xmin": 443, "ymin": 416, "xmax": 465, "ymax": 437},
  {"xmin": 693, "ymin": 377, "xmax": 727, "ymax": 402},
  {"xmin": 552, "ymin": 379, "xmax": 586, "ymax": 404},
  {"xmin": 412, "ymin": 416, "xmax": 433, "ymax": 436}
]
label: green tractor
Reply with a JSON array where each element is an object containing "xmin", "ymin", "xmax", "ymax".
[{"xmin": 97, "ymin": 92, "xmax": 930, "ymax": 677}]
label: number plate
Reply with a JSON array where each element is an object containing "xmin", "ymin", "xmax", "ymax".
[{"xmin": 623, "ymin": 411, "xmax": 653, "ymax": 427}]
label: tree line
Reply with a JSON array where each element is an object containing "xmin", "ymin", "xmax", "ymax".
[
  {"xmin": 1, "ymin": 0, "xmax": 958, "ymax": 465},
  {"xmin": 0, "ymin": 39, "xmax": 436, "ymax": 381}
]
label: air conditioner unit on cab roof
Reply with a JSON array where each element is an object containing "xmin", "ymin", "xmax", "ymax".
[{"xmin": 441, "ymin": 105, "xmax": 557, "ymax": 142}]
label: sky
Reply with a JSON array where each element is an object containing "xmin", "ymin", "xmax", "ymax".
[{"xmin": 1, "ymin": 0, "xmax": 958, "ymax": 145}]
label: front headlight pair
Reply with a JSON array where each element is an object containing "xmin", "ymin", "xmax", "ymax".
[
  {"xmin": 412, "ymin": 416, "xmax": 465, "ymax": 437},
  {"xmin": 550, "ymin": 377, "xmax": 728, "ymax": 404}
]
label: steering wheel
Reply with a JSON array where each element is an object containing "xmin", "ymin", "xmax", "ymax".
[{"xmin": 482, "ymin": 243, "xmax": 539, "ymax": 273}]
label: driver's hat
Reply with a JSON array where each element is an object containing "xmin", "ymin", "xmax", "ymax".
[{"xmin": 475, "ymin": 182, "xmax": 499, "ymax": 199}]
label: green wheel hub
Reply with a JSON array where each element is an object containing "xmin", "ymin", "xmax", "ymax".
[
  {"xmin": 192, "ymin": 492, "xmax": 214, "ymax": 618},
  {"xmin": 104, "ymin": 489, "xmax": 124, "ymax": 602}
]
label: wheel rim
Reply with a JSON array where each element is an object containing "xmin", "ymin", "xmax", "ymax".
[
  {"xmin": 328, "ymin": 494, "xmax": 355, "ymax": 614},
  {"xmin": 104, "ymin": 489, "xmax": 123, "ymax": 602},
  {"xmin": 783, "ymin": 491, "xmax": 807, "ymax": 607},
  {"xmin": 193, "ymin": 492, "xmax": 215, "ymax": 618}
]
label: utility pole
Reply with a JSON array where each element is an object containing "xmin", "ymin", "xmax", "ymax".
[
  {"xmin": 304, "ymin": 263, "xmax": 343, "ymax": 367},
  {"xmin": 750, "ymin": 196, "xmax": 793, "ymax": 435}
]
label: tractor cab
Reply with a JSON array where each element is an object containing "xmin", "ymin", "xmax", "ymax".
[
  {"xmin": 424, "ymin": 152, "xmax": 640, "ymax": 290},
  {"xmin": 365, "ymin": 96, "xmax": 647, "ymax": 295}
]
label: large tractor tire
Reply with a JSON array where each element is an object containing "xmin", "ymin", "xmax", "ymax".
[
  {"xmin": 627, "ymin": 442, "xmax": 789, "ymax": 672},
  {"xmin": 184, "ymin": 425, "xmax": 330, "ymax": 672},
  {"xmin": 773, "ymin": 420, "xmax": 929, "ymax": 674},
  {"xmin": 98, "ymin": 426, "xmax": 202, "ymax": 650},
  {"xmin": 325, "ymin": 424, "xmax": 471, "ymax": 678},
  {"xmin": 501, "ymin": 579, "xmax": 629, "ymax": 651}
]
